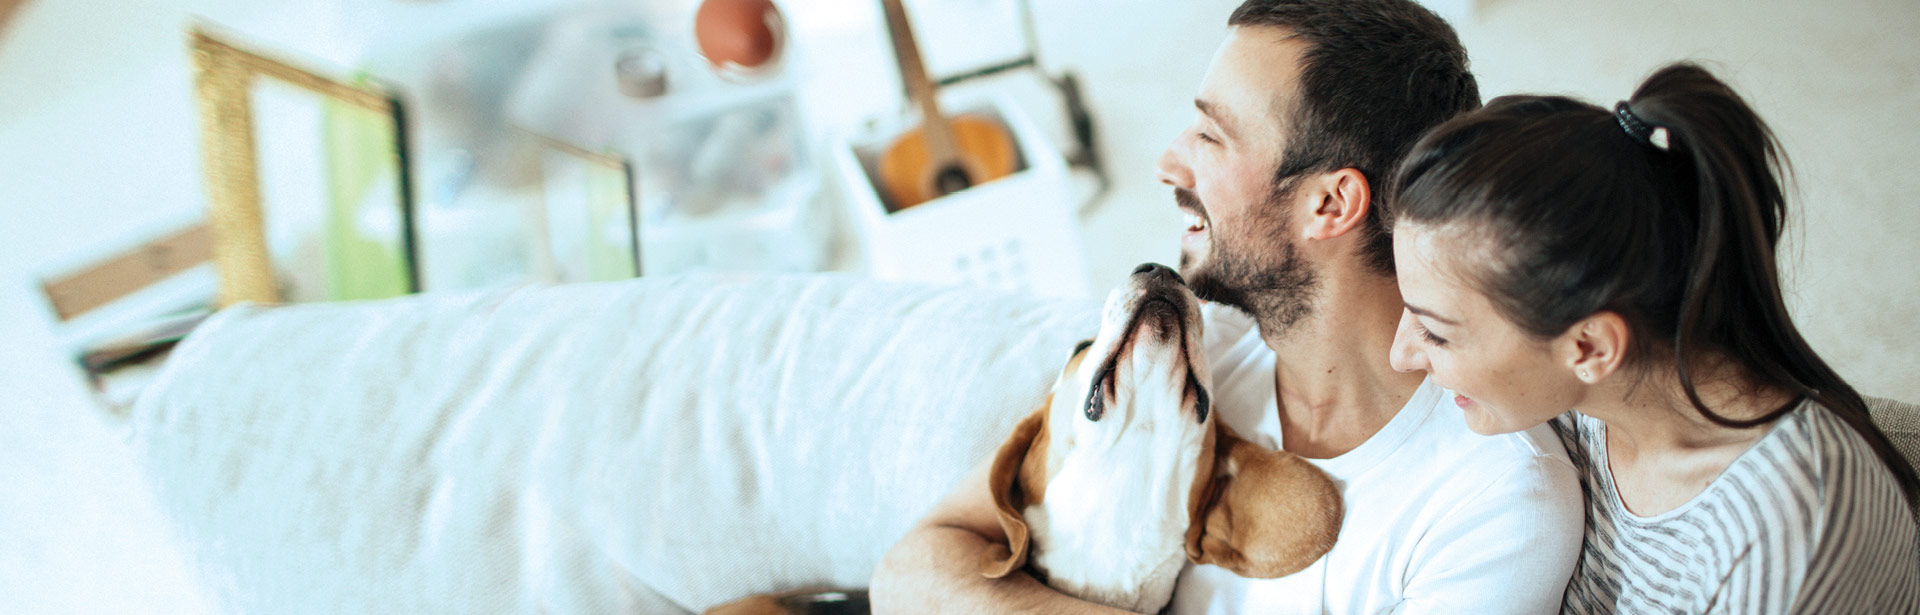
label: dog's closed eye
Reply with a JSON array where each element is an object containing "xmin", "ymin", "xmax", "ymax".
[
  {"xmin": 1189, "ymin": 372, "xmax": 1210, "ymax": 424},
  {"xmin": 1085, "ymin": 365, "xmax": 1110, "ymax": 421}
]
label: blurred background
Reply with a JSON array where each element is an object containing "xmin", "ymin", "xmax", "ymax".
[{"xmin": 2, "ymin": 0, "xmax": 1916, "ymax": 611}]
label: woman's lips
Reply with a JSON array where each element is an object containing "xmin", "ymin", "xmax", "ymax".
[{"xmin": 1454, "ymin": 394, "xmax": 1475, "ymax": 409}]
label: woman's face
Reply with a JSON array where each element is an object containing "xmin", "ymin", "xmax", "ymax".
[{"xmin": 1388, "ymin": 222, "xmax": 1585, "ymax": 435}]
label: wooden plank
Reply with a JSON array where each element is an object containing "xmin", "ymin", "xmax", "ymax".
[
  {"xmin": 40, "ymin": 222, "xmax": 213, "ymax": 321},
  {"xmin": 0, "ymin": 0, "xmax": 27, "ymax": 40}
]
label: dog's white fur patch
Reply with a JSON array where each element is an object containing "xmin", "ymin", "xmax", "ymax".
[{"xmin": 1023, "ymin": 272, "xmax": 1212, "ymax": 613}]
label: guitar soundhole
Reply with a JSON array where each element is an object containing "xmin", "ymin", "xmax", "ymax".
[{"xmin": 934, "ymin": 166, "xmax": 973, "ymax": 196}]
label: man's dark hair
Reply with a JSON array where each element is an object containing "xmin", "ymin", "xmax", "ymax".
[{"xmin": 1229, "ymin": 0, "xmax": 1479, "ymax": 275}]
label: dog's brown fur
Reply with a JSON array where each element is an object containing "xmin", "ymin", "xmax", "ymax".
[{"xmin": 984, "ymin": 390, "xmax": 1342, "ymax": 582}]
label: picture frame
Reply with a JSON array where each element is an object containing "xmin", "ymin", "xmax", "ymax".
[
  {"xmin": 190, "ymin": 27, "xmax": 419, "ymax": 305},
  {"xmin": 524, "ymin": 129, "xmax": 643, "ymax": 282}
]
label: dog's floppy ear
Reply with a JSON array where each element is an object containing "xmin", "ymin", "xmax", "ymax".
[
  {"xmin": 1184, "ymin": 419, "xmax": 1343, "ymax": 578},
  {"xmin": 979, "ymin": 404, "xmax": 1052, "ymax": 578}
]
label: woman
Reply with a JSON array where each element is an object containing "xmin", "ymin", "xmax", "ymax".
[{"xmin": 1385, "ymin": 62, "xmax": 1919, "ymax": 613}]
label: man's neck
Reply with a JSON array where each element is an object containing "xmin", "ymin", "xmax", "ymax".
[{"xmin": 1256, "ymin": 270, "xmax": 1425, "ymax": 459}]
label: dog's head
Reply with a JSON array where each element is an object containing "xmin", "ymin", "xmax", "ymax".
[{"xmin": 982, "ymin": 263, "xmax": 1342, "ymax": 582}]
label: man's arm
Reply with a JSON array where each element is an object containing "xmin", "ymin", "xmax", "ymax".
[{"xmin": 869, "ymin": 452, "xmax": 1140, "ymax": 615}]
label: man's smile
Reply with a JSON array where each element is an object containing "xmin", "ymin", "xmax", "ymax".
[{"xmin": 1176, "ymin": 189, "xmax": 1211, "ymax": 247}]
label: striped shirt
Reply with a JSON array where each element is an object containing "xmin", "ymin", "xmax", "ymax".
[{"xmin": 1553, "ymin": 403, "xmax": 1920, "ymax": 614}]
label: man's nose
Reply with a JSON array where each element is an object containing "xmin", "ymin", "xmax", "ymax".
[
  {"xmin": 1155, "ymin": 134, "xmax": 1193, "ymax": 188},
  {"xmin": 1388, "ymin": 309, "xmax": 1430, "ymax": 373}
]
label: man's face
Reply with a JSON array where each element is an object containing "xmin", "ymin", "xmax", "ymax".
[{"xmin": 1156, "ymin": 27, "xmax": 1318, "ymax": 328}]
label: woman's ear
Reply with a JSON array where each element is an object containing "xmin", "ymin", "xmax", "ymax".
[
  {"xmin": 1303, "ymin": 168, "xmax": 1372, "ymax": 241},
  {"xmin": 1563, "ymin": 311, "xmax": 1630, "ymax": 383}
]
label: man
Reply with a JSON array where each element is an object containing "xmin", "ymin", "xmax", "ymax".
[{"xmin": 871, "ymin": 1, "xmax": 1583, "ymax": 613}]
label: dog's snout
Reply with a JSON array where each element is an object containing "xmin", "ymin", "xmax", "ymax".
[{"xmin": 1131, "ymin": 262, "xmax": 1183, "ymax": 285}]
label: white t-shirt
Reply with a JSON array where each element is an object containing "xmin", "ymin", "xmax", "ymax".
[{"xmin": 1170, "ymin": 305, "xmax": 1585, "ymax": 615}]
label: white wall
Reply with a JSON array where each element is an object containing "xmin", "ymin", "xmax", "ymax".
[{"xmin": 2, "ymin": 0, "xmax": 1915, "ymax": 612}]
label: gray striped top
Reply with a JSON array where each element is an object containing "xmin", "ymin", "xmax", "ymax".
[{"xmin": 1553, "ymin": 403, "xmax": 1920, "ymax": 614}]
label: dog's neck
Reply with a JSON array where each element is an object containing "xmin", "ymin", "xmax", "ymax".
[{"xmin": 1026, "ymin": 439, "xmax": 1198, "ymax": 613}]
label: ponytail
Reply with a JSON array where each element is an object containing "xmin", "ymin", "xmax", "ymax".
[
  {"xmin": 1394, "ymin": 62, "xmax": 1920, "ymax": 507},
  {"xmin": 1628, "ymin": 64, "xmax": 1917, "ymax": 505}
]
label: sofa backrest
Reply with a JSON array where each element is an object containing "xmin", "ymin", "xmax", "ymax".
[{"xmin": 130, "ymin": 273, "xmax": 1098, "ymax": 614}]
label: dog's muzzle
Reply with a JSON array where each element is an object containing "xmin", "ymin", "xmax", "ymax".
[{"xmin": 1085, "ymin": 263, "xmax": 1209, "ymax": 424}]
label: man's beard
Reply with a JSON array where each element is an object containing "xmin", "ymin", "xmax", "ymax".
[{"xmin": 1177, "ymin": 187, "xmax": 1320, "ymax": 336}]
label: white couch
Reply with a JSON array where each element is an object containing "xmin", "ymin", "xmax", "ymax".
[
  {"xmin": 128, "ymin": 273, "xmax": 1920, "ymax": 614},
  {"xmin": 131, "ymin": 273, "xmax": 1099, "ymax": 614}
]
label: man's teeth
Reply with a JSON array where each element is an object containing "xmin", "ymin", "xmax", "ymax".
[{"xmin": 1184, "ymin": 213, "xmax": 1207, "ymax": 232}]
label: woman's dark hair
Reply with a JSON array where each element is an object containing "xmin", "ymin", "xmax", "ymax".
[{"xmin": 1391, "ymin": 62, "xmax": 1918, "ymax": 505}]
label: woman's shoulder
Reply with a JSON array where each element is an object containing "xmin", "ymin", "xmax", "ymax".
[
  {"xmin": 1767, "ymin": 401, "xmax": 1901, "ymax": 493},
  {"xmin": 1768, "ymin": 401, "xmax": 1916, "ymax": 523},
  {"xmin": 1719, "ymin": 401, "xmax": 1916, "ymax": 572},
  {"xmin": 1763, "ymin": 401, "xmax": 1920, "ymax": 615}
]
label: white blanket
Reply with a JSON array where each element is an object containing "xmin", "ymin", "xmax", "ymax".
[{"xmin": 130, "ymin": 273, "xmax": 1097, "ymax": 614}]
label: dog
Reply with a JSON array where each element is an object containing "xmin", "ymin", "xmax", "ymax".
[
  {"xmin": 706, "ymin": 264, "xmax": 1342, "ymax": 614},
  {"xmin": 977, "ymin": 262, "xmax": 1341, "ymax": 612}
]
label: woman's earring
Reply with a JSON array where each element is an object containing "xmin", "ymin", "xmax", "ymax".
[{"xmin": 1578, "ymin": 369, "xmax": 1591, "ymax": 380}]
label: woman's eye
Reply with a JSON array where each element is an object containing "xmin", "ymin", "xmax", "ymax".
[
  {"xmin": 1418, "ymin": 323, "xmax": 1450, "ymax": 347},
  {"xmin": 1196, "ymin": 131, "xmax": 1219, "ymax": 145}
]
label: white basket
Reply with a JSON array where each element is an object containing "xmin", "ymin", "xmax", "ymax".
[{"xmin": 833, "ymin": 95, "xmax": 1090, "ymax": 298}]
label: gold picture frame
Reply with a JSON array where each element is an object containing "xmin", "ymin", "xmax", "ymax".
[
  {"xmin": 524, "ymin": 129, "xmax": 643, "ymax": 282},
  {"xmin": 190, "ymin": 26, "xmax": 418, "ymax": 305}
]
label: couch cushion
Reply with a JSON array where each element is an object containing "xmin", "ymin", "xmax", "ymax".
[{"xmin": 130, "ymin": 273, "xmax": 1097, "ymax": 614}]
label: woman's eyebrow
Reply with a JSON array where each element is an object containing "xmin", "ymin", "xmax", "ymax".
[{"xmin": 1406, "ymin": 304, "xmax": 1460, "ymax": 326}]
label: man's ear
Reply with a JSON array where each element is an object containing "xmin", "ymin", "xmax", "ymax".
[
  {"xmin": 1186, "ymin": 420, "xmax": 1342, "ymax": 578},
  {"xmin": 1562, "ymin": 311, "xmax": 1630, "ymax": 384},
  {"xmin": 1302, "ymin": 168, "xmax": 1371, "ymax": 241},
  {"xmin": 980, "ymin": 405, "xmax": 1051, "ymax": 579}
]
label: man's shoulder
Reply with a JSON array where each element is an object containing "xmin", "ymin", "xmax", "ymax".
[
  {"xmin": 1382, "ymin": 395, "xmax": 1579, "ymax": 503},
  {"xmin": 1417, "ymin": 395, "xmax": 1571, "ymax": 467}
]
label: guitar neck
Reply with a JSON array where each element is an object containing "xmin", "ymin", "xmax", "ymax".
[{"xmin": 878, "ymin": 0, "xmax": 962, "ymax": 162}]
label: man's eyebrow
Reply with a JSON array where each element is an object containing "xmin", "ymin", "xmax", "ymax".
[
  {"xmin": 1406, "ymin": 304, "xmax": 1460, "ymax": 326},
  {"xmin": 1194, "ymin": 98, "xmax": 1237, "ymax": 140}
]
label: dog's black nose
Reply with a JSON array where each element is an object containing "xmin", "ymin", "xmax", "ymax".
[{"xmin": 1132, "ymin": 262, "xmax": 1183, "ymax": 284}]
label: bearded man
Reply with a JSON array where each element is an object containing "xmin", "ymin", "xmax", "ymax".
[{"xmin": 872, "ymin": 2, "xmax": 1584, "ymax": 613}]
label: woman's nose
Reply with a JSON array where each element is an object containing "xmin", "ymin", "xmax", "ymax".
[{"xmin": 1389, "ymin": 309, "xmax": 1430, "ymax": 373}]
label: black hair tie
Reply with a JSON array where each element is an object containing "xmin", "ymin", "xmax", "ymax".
[{"xmin": 1614, "ymin": 101, "xmax": 1671, "ymax": 151}]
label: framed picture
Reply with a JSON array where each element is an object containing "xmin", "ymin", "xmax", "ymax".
[
  {"xmin": 190, "ymin": 27, "xmax": 418, "ymax": 305},
  {"xmin": 525, "ymin": 129, "xmax": 642, "ymax": 282}
]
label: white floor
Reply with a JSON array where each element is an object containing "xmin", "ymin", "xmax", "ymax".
[{"xmin": 3, "ymin": 0, "xmax": 1917, "ymax": 612}]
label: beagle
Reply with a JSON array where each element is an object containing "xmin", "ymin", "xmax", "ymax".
[
  {"xmin": 979, "ymin": 263, "xmax": 1342, "ymax": 612},
  {"xmin": 705, "ymin": 265, "xmax": 1341, "ymax": 614}
]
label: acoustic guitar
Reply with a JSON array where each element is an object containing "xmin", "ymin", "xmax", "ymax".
[{"xmin": 874, "ymin": 0, "xmax": 1019, "ymax": 212}]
